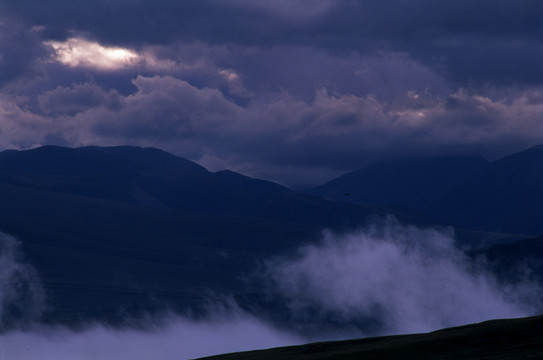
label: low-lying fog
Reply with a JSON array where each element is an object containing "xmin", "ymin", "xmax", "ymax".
[{"xmin": 1, "ymin": 218, "xmax": 540, "ymax": 359}]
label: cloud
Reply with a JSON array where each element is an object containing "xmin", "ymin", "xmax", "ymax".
[
  {"xmin": 0, "ymin": 1, "xmax": 541, "ymax": 186},
  {"xmin": 45, "ymin": 38, "xmax": 141, "ymax": 71},
  {"xmin": 44, "ymin": 37, "xmax": 182, "ymax": 73},
  {"xmin": 0, "ymin": 3, "xmax": 541, "ymax": 185},
  {"xmin": 0, "ymin": 230, "xmax": 303, "ymax": 360},
  {"xmin": 1, "ymin": 71, "xmax": 543, "ymax": 185},
  {"xmin": 0, "ymin": 309, "xmax": 304, "ymax": 360},
  {"xmin": 0, "ymin": 14, "xmax": 47, "ymax": 88},
  {"xmin": 7, "ymin": 1, "xmax": 539, "ymax": 46},
  {"xmin": 3, "ymin": 0, "xmax": 541, "ymax": 88},
  {"xmin": 37, "ymin": 83, "xmax": 123, "ymax": 115},
  {"xmin": 263, "ymin": 217, "xmax": 541, "ymax": 335},
  {"xmin": 0, "ymin": 232, "xmax": 46, "ymax": 330},
  {"xmin": 0, "ymin": 221, "xmax": 540, "ymax": 358}
]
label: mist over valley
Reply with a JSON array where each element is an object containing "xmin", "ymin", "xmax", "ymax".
[{"xmin": 0, "ymin": 145, "xmax": 542, "ymax": 359}]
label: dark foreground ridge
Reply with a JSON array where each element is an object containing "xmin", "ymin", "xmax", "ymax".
[{"xmin": 197, "ymin": 315, "xmax": 543, "ymax": 360}]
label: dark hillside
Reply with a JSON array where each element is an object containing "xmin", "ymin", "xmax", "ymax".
[
  {"xmin": 2, "ymin": 145, "xmax": 538, "ymax": 328},
  {"xmin": 475, "ymin": 235, "xmax": 543, "ymax": 284},
  {"xmin": 432, "ymin": 145, "xmax": 543, "ymax": 235},
  {"xmin": 310, "ymin": 155, "xmax": 488, "ymax": 212},
  {"xmin": 311, "ymin": 145, "xmax": 543, "ymax": 236},
  {"xmin": 198, "ymin": 315, "xmax": 543, "ymax": 360},
  {"xmin": 0, "ymin": 146, "xmax": 433, "ymax": 325}
]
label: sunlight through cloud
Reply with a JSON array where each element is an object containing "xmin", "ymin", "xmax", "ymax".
[{"xmin": 45, "ymin": 38, "xmax": 141, "ymax": 71}]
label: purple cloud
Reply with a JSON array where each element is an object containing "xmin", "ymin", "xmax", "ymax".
[
  {"xmin": 264, "ymin": 218, "xmax": 540, "ymax": 335},
  {"xmin": 0, "ymin": 1, "xmax": 541, "ymax": 185},
  {"xmin": 1, "ymin": 70, "xmax": 543, "ymax": 185}
]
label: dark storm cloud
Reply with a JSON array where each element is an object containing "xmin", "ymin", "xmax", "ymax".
[
  {"xmin": 38, "ymin": 83, "xmax": 123, "ymax": 115},
  {"xmin": 3, "ymin": 0, "xmax": 541, "ymax": 86},
  {"xmin": 2, "ymin": 73, "xmax": 541, "ymax": 185},
  {"xmin": 2, "ymin": 0, "xmax": 296, "ymax": 46},
  {"xmin": 0, "ymin": 0, "xmax": 542, "ymax": 185},
  {"xmin": 326, "ymin": 1, "xmax": 543, "ymax": 87},
  {"xmin": 6, "ymin": 0, "xmax": 540, "ymax": 45},
  {"xmin": 1, "ymin": 0, "xmax": 540, "ymax": 92},
  {"xmin": 0, "ymin": 16, "xmax": 47, "ymax": 88}
]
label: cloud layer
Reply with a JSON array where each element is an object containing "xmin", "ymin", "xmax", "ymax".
[
  {"xmin": 1, "ymin": 220, "xmax": 541, "ymax": 358},
  {"xmin": 264, "ymin": 218, "xmax": 541, "ymax": 335},
  {"xmin": 0, "ymin": 312, "xmax": 303, "ymax": 360},
  {"xmin": 0, "ymin": 232, "xmax": 46, "ymax": 330},
  {"xmin": 0, "ymin": 230, "xmax": 304, "ymax": 359},
  {"xmin": 2, "ymin": 72, "xmax": 542, "ymax": 185},
  {"xmin": 0, "ymin": 1, "xmax": 542, "ymax": 185}
]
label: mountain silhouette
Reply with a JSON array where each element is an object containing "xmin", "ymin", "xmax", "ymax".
[
  {"xmin": 1, "ymin": 145, "xmax": 540, "ymax": 328},
  {"xmin": 310, "ymin": 145, "xmax": 543, "ymax": 236},
  {"xmin": 0, "ymin": 145, "xmax": 432, "ymax": 325},
  {"xmin": 311, "ymin": 155, "xmax": 488, "ymax": 213},
  {"xmin": 474, "ymin": 234, "xmax": 543, "ymax": 285},
  {"xmin": 431, "ymin": 144, "xmax": 543, "ymax": 235}
]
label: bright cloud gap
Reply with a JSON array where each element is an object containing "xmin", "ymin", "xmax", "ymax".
[
  {"xmin": 45, "ymin": 38, "xmax": 141, "ymax": 71},
  {"xmin": 44, "ymin": 37, "xmax": 179, "ymax": 72}
]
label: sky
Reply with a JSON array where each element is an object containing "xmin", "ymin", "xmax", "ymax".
[{"xmin": 0, "ymin": 0, "xmax": 542, "ymax": 186}]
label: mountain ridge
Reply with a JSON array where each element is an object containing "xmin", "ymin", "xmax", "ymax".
[
  {"xmin": 0, "ymin": 145, "xmax": 435, "ymax": 325},
  {"xmin": 1, "ymin": 144, "xmax": 540, "ymax": 331},
  {"xmin": 310, "ymin": 144, "xmax": 543, "ymax": 235},
  {"xmin": 431, "ymin": 144, "xmax": 543, "ymax": 234},
  {"xmin": 311, "ymin": 155, "xmax": 488, "ymax": 211}
]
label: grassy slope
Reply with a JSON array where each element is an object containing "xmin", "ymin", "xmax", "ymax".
[{"xmin": 198, "ymin": 315, "xmax": 543, "ymax": 360}]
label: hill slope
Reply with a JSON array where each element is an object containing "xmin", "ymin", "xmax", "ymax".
[
  {"xmin": 0, "ymin": 145, "xmax": 433, "ymax": 326},
  {"xmin": 311, "ymin": 155, "xmax": 488, "ymax": 213},
  {"xmin": 198, "ymin": 315, "xmax": 543, "ymax": 360},
  {"xmin": 311, "ymin": 145, "xmax": 543, "ymax": 235},
  {"xmin": 431, "ymin": 145, "xmax": 543, "ymax": 235},
  {"xmin": 474, "ymin": 235, "xmax": 543, "ymax": 284}
]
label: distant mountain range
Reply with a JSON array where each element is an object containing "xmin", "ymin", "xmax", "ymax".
[
  {"xmin": 0, "ymin": 145, "xmax": 432, "ymax": 326},
  {"xmin": 0, "ymin": 144, "xmax": 541, "ymax": 329},
  {"xmin": 310, "ymin": 144, "xmax": 543, "ymax": 235}
]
